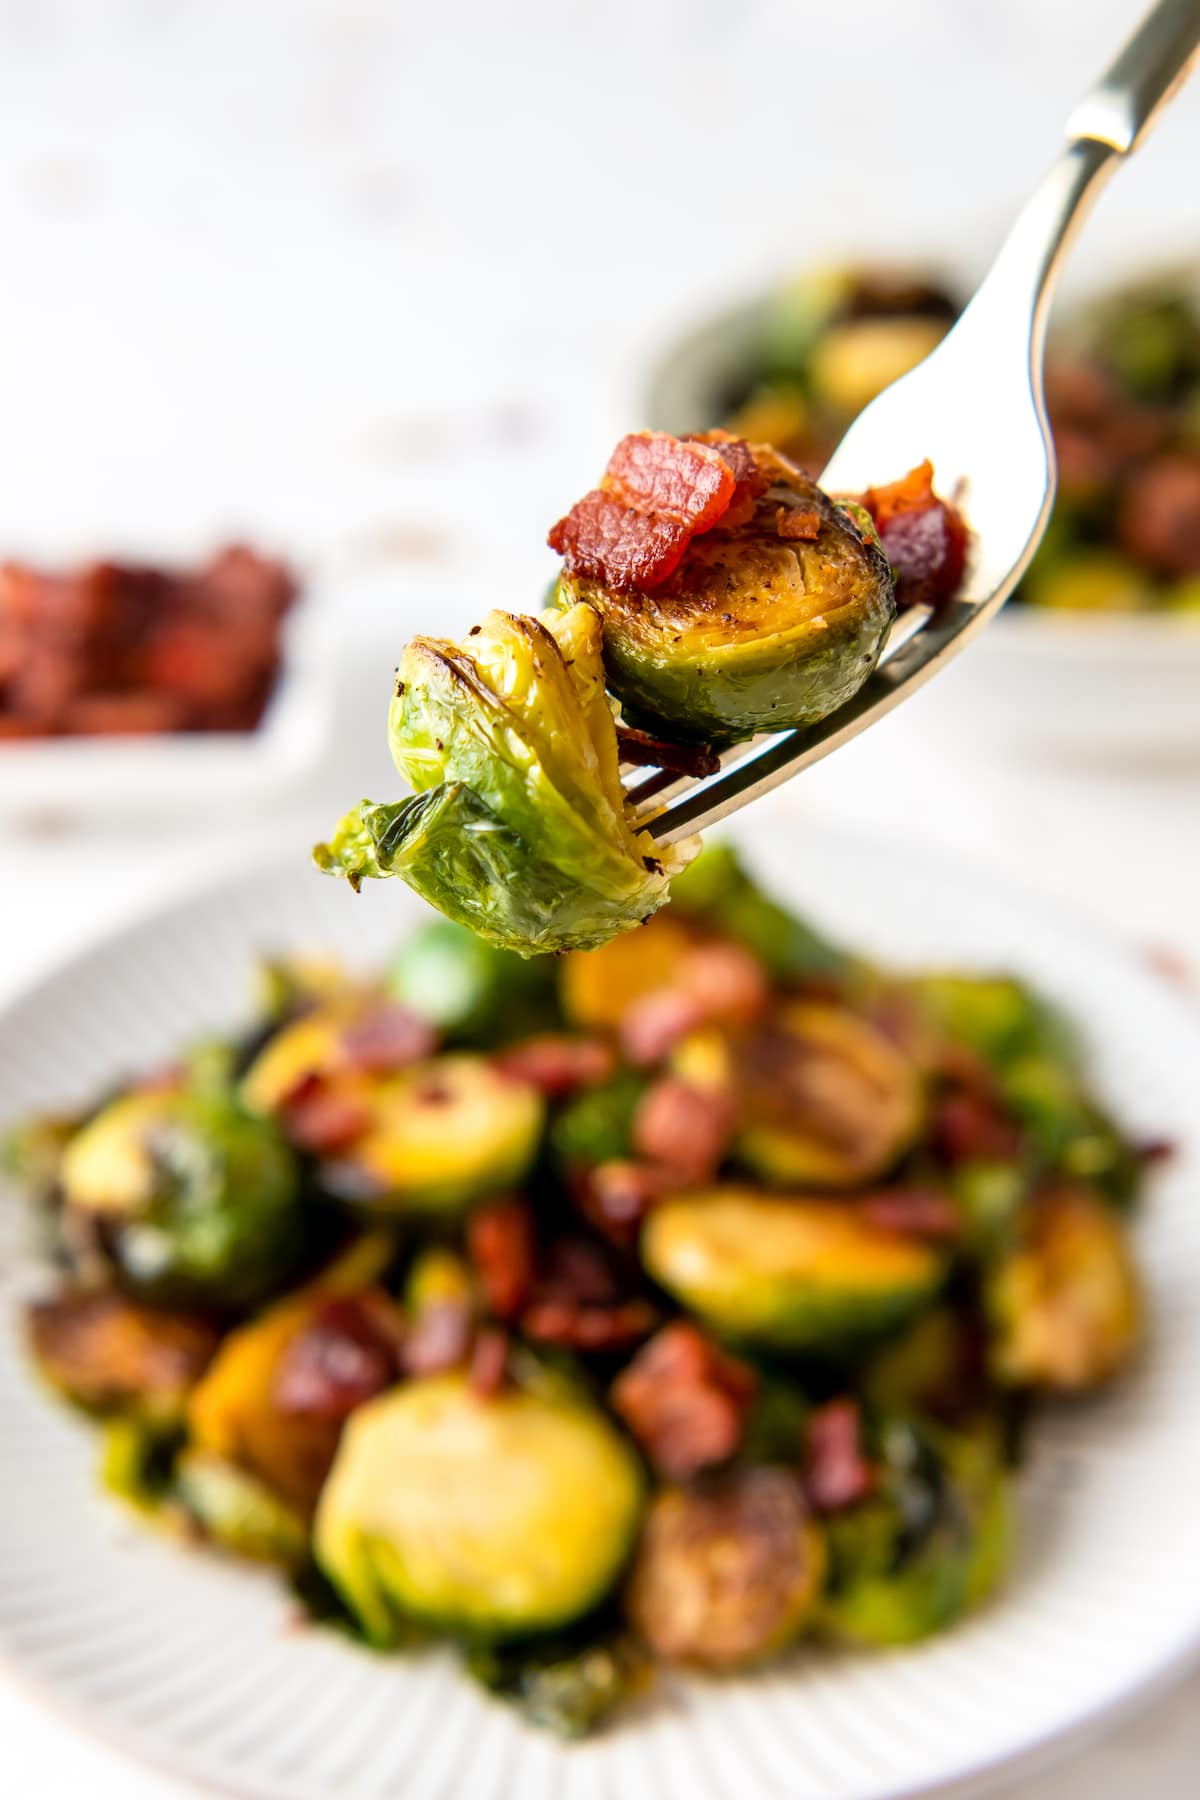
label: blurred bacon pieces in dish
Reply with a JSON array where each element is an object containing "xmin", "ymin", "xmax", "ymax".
[{"xmin": 0, "ymin": 544, "xmax": 297, "ymax": 739}]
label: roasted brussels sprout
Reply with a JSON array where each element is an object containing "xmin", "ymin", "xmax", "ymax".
[
  {"xmin": 387, "ymin": 919, "xmax": 560, "ymax": 1045},
  {"xmin": 554, "ymin": 438, "xmax": 895, "ymax": 743},
  {"xmin": 59, "ymin": 1089, "xmax": 305, "ymax": 1314},
  {"xmin": 550, "ymin": 1073, "xmax": 646, "ymax": 1169},
  {"xmin": 642, "ymin": 1188, "xmax": 946, "ymax": 1351},
  {"xmin": 465, "ymin": 1625, "xmax": 647, "ymax": 1738},
  {"xmin": 27, "ymin": 1289, "xmax": 217, "ymax": 1423},
  {"xmin": 315, "ymin": 1372, "xmax": 645, "ymax": 1643},
  {"xmin": 316, "ymin": 603, "xmax": 693, "ymax": 955},
  {"xmin": 326, "ymin": 1055, "xmax": 544, "ymax": 1214},
  {"xmin": 822, "ymin": 1419, "xmax": 1012, "ymax": 1646},
  {"xmin": 625, "ymin": 1469, "xmax": 825, "ymax": 1667},
  {"xmin": 186, "ymin": 1289, "xmax": 351, "ymax": 1513},
  {"xmin": 1000, "ymin": 1056, "xmax": 1138, "ymax": 1205},
  {"xmin": 675, "ymin": 1001, "xmax": 922, "ymax": 1189},
  {"xmin": 912, "ymin": 972, "xmax": 1076, "ymax": 1070},
  {"xmin": 174, "ymin": 1451, "xmax": 309, "ymax": 1567},
  {"xmin": 986, "ymin": 1183, "xmax": 1141, "ymax": 1391}
]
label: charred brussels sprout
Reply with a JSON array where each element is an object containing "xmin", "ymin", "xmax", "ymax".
[
  {"xmin": 642, "ymin": 1188, "xmax": 946, "ymax": 1351},
  {"xmin": 986, "ymin": 1183, "xmax": 1141, "ymax": 1391},
  {"xmin": 26, "ymin": 1289, "xmax": 217, "ymax": 1423},
  {"xmin": 387, "ymin": 919, "xmax": 559, "ymax": 1045},
  {"xmin": 59, "ymin": 1090, "xmax": 304, "ymax": 1314},
  {"xmin": 626, "ymin": 1469, "xmax": 825, "ymax": 1668},
  {"xmin": 315, "ymin": 604, "xmax": 694, "ymax": 955},
  {"xmin": 315, "ymin": 1372, "xmax": 644, "ymax": 1643},
  {"xmin": 555, "ymin": 443, "xmax": 894, "ymax": 744},
  {"xmin": 822, "ymin": 1419, "xmax": 1012, "ymax": 1646}
]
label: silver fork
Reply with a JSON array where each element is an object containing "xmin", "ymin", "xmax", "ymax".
[{"xmin": 630, "ymin": 0, "xmax": 1200, "ymax": 846}]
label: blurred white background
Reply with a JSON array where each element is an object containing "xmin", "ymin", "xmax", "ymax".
[{"xmin": 0, "ymin": 1, "xmax": 1197, "ymax": 1793}]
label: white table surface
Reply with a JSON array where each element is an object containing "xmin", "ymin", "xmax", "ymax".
[{"xmin": 1, "ymin": 2, "xmax": 1199, "ymax": 1794}]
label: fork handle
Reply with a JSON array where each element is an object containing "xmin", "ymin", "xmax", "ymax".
[{"xmin": 1067, "ymin": 0, "xmax": 1200, "ymax": 155}]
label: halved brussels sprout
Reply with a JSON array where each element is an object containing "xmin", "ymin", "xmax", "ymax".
[
  {"xmin": 315, "ymin": 604, "xmax": 694, "ymax": 955},
  {"xmin": 674, "ymin": 1001, "xmax": 922, "ymax": 1190},
  {"xmin": 911, "ymin": 972, "xmax": 1076, "ymax": 1070},
  {"xmin": 26, "ymin": 1288, "xmax": 217, "ymax": 1424},
  {"xmin": 985, "ymin": 1183, "xmax": 1141, "ymax": 1391},
  {"xmin": 174, "ymin": 1451, "xmax": 310, "ymax": 1567},
  {"xmin": 186, "ymin": 1288, "xmax": 350, "ymax": 1513},
  {"xmin": 59, "ymin": 1089, "xmax": 305, "ymax": 1314},
  {"xmin": 625, "ymin": 1469, "xmax": 825, "ymax": 1668},
  {"xmin": 315, "ymin": 1372, "xmax": 645, "ymax": 1642},
  {"xmin": 239, "ymin": 1004, "xmax": 356, "ymax": 1117},
  {"xmin": 556, "ymin": 444, "xmax": 894, "ymax": 743},
  {"xmin": 330, "ymin": 1054, "xmax": 544, "ymax": 1214},
  {"xmin": 641, "ymin": 1188, "xmax": 946, "ymax": 1351},
  {"xmin": 388, "ymin": 919, "xmax": 560, "ymax": 1045},
  {"xmin": 822, "ymin": 1418, "xmax": 1012, "ymax": 1646}
]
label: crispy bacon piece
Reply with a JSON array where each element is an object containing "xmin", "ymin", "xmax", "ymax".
[
  {"xmin": 931, "ymin": 1087, "xmax": 1021, "ymax": 1166},
  {"xmin": 548, "ymin": 432, "xmax": 743, "ymax": 592},
  {"xmin": 467, "ymin": 1198, "xmax": 536, "ymax": 1321},
  {"xmin": 776, "ymin": 506, "xmax": 822, "ymax": 541},
  {"xmin": 860, "ymin": 461, "xmax": 968, "ymax": 609},
  {"xmin": 619, "ymin": 989, "xmax": 706, "ymax": 1067},
  {"xmin": 1118, "ymin": 453, "xmax": 1200, "ymax": 577},
  {"xmin": 273, "ymin": 1292, "xmax": 403, "ymax": 1418},
  {"xmin": 520, "ymin": 1238, "xmax": 657, "ymax": 1352},
  {"xmin": 632, "ymin": 1076, "xmax": 735, "ymax": 1183},
  {"xmin": 280, "ymin": 1074, "xmax": 373, "ymax": 1156},
  {"xmin": 619, "ymin": 940, "xmax": 769, "ymax": 1067},
  {"xmin": 858, "ymin": 1186, "xmax": 961, "ymax": 1241},
  {"xmin": 611, "ymin": 1321, "xmax": 758, "ymax": 1480},
  {"xmin": 339, "ymin": 1004, "xmax": 437, "ymax": 1074},
  {"xmin": 805, "ymin": 1398, "xmax": 876, "ymax": 1512},
  {"xmin": 468, "ymin": 1326, "xmax": 510, "ymax": 1398},
  {"xmin": 616, "ymin": 725, "xmax": 721, "ymax": 778},
  {"xmin": 493, "ymin": 1033, "xmax": 615, "ymax": 1097}
]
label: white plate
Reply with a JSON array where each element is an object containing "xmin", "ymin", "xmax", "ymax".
[
  {"xmin": 0, "ymin": 589, "xmax": 336, "ymax": 822},
  {"xmin": 1, "ymin": 827, "xmax": 1199, "ymax": 1800}
]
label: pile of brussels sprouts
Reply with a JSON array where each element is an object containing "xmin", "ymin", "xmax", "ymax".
[
  {"xmin": 315, "ymin": 431, "xmax": 906, "ymax": 955},
  {"xmin": 7, "ymin": 848, "xmax": 1151, "ymax": 1737}
]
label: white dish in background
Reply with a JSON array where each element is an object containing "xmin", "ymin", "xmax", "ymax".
[
  {"xmin": 0, "ymin": 586, "xmax": 335, "ymax": 822},
  {"xmin": 643, "ymin": 281, "xmax": 1200, "ymax": 766},
  {"xmin": 1, "ymin": 826, "xmax": 1199, "ymax": 1800}
]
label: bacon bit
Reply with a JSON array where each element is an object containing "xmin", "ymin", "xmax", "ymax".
[
  {"xmin": 632, "ymin": 1077, "xmax": 736, "ymax": 1182},
  {"xmin": 273, "ymin": 1293, "xmax": 403, "ymax": 1418},
  {"xmin": 468, "ymin": 1326, "xmax": 510, "ymax": 1397},
  {"xmin": 805, "ymin": 1399, "xmax": 876, "ymax": 1512},
  {"xmin": 776, "ymin": 506, "xmax": 822, "ymax": 541},
  {"xmin": 492, "ymin": 1034, "xmax": 615, "ymax": 1097},
  {"xmin": 685, "ymin": 431, "xmax": 771, "ymax": 529},
  {"xmin": 931, "ymin": 1088, "xmax": 1021, "ymax": 1165},
  {"xmin": 401, "ymin": 1297, "xmax": 473, "ymax": 1377},
  {"xmin": 548, "ymin": 432, "xmax": 739, "ymax": 593},
  {"xmin": 1137, "ymin": 1137, "xmax": 1177, "ymax": 1167},
  {"xmin": 522, "ymin": 1296, "xmax": 657, "ymax": 1352},
  {"xmin": 616, "ymin": 724, "xmax": 721, "ymax": 778},
  {"xmin": 574, "ymin": 1158, "xmax": 679, "ymax": 1245},
  {"xmin": 677, "ymin": 941, "xmax": 771, "ymax": 1021},
  {"xmin": 859, "ymin": 461, "xmax": 968, "ymax": 608},
  {"xmin": 1118, "ymin": 453, "xmax": 1200, "ymax": 577},
  {"xmin": 858, "ymin": 1187, "xmax": 961, "ymax": 1241},
  {"xmin": 282, "ymin": 1075, "xmax": 373, "ymax": 1155},
  {"xmin": 467, "ymin": 1198, "xmax": 536, "ymax": 1321},
  {"xmin": 611, "ymin": 1321, "xmax": 758, "ymax": 1479},
  {"xmin": 620, "ymin": 989, "xmax": 706, "ymax": 1067},
  {"xmin": 339, "ymin": 1004, "xmax": 436, "ymax": 1074}
]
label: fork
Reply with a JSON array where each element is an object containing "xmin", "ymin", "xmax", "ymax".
[{"xmin": 630, "ymin": 0, "xmax": 1200, "ymax": 846}]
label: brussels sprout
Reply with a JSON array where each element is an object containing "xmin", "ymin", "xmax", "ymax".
[
  {"xmin": 388, "ymin": 919, "xmax": 559, "ymax": 1045},
  {"xmin": 99, "ymin": 1416, "xmax": 180, "ymax": 1513},
  {"xmin": 465, "ymin": 1625, "xmax": 647, "ymax": 1738},
  {"xmin": 1000, "ymin": 1056, "xmax": 1138, "ymax": 1206},
  {"xmin": 557, "ymin": 446, "xmax": 894, "ymax": 744},
  {"xmin": 625, "ymin": 1470, "xmax": 825, "ymax": 1668},
  {"xmin": 985, "ymin": 1183, "xmax": 1141, "ymax": 1391},
  {"xmin": 711, "ymin": 1001, "xmax": 923, "ymax": 1189},
  {"xmin": 822, "ymin": 1418, "xmax": 1012, "ymax": 1646},
  {"xmin": 809, "ymin": 315, "xmax": 950, "ymax": 420},
  {"xmin": 641, "ymin": 1188, "xmax": 946, "ymax": 1351},
  {"xmin": 3, "ymin": 1111, "xmax": 79, "ymax": 1206},
  {"xmin": 174, "ymin": 1451, "xmax": 309, "ymax": 1567},
  {"xmin": 58, "ymin": 1089, "xmax": 305, "ymax": 1315},
  {"xmin": 315, "ymin": 1372, "xmax": 645, "ymax": 1643},
  {"xmin": 328, "ymin": 1054, "xmax": 544, "ymax": 1214},
  {"xmin": 912, "ymin": 973, "xmax": 1076, "ymax": 1070},
  {"xmin": 238, "ymin": 1005, "xmax": 351, "ymax": 1116},
  {"xmin": 755, "ymin": 264, "xmax": 958, "ymax": 392},
  {"xmin": 550, "ymin": 1073, "xmax": 646, "ymax": 1169},
  {"xmin": 668, "ymin": 843, "xmax": 851, "ymax": 983},
  {"xmin": 1080, "ymin": 280, "xmax": 1200, "ymax": 401},
  {"xmin": 1024, "ymin": 550, "xmax": 1154, "ymax": 613},
  {"xmin": 26, "ymin": 1289, "xmax": 218, "ymax": 1424},
  {"xmin": 859, "ymin": 1308, "xmax": 987, "ymax": 1421},
  {"xmin": 315, "ymin": 604, "xmax": 693, "ymax": 955}
]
